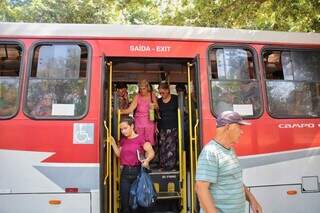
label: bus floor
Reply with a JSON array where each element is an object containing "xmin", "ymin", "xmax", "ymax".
[{"xmin": 147, "ymin": 199, "xmax": 180, "ymax": 213}]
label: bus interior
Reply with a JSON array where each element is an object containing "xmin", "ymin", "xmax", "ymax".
[{"xmin": 103, "ymin": 57, "xmax": 200, "ymax": 213}]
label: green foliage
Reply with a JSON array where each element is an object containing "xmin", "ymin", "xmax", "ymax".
[
  {"xmin": 161, "ymin": 0, "xmax": 320, "ymax": 32},
  {"xmin": 0, "ymin": 0, "xmax": 319, "ymax": 32},
  {"xmin": 6, "ymin": 0, "xmax": 118, "ymax": 23},
  {"xmin": 0, "ymin": 1, "xmax": 15, "ymax": 21},
  {"xmin": 114, "ymin": 0, "xmax": 162, "ymax": 24}
]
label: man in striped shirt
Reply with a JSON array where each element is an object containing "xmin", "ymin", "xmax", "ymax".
[{"xmin": 195, "ymin": 111, "xmax": 262, "ymax": 213}]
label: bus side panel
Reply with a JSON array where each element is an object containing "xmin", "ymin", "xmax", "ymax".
[
  {"xmin": 0, "ymin": 39, "xmax": 103, "ymax": 212},
  {"xmin": 249, "ymin": 185, "xmax": 320, "ymax": 213},
  {"xmin": 0, "ymin": 193, "xmax": 91, "ymax": 213}
]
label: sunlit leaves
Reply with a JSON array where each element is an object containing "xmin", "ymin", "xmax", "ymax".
[{"xmin": 1, "ymin": 0, "xmax": 319, "ymax": 32}]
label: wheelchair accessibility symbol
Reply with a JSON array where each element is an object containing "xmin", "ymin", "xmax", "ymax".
[{"xmin": 73, "ymin": 123, "xmax": 94, "ymax": 144}]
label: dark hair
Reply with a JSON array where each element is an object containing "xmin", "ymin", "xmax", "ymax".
[
  {"xmin": 158, "ymin": 82, "xmax": 170, "ymax": 90},
  {"xmin": 176, "ymin": 83, "xmax": 186, "ymax": 92},
  {"xmin": 116, "ymin": 82, "xmax": 127, "ymax": 89},
  {"xmin": 120, "ymin": 116, "xmax": 135, "ymax": 126}
]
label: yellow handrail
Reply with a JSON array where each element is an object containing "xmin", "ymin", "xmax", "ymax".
[
  {"xmin": 107, "ymin": 61, "xmax": 113, "ymax": 213},
  {"xmin": 103, "ymin": 119, "xmax": 112, "ymax": 213},
  {"xmin": 187, "ymin": 62, "xmax": 196, "ymax": 213},
  {"xmin": 117, "ymin": 109, "xmax": 121, "ymax": 141},
  {"xmin": 193, "ymin": 112, "xmax": 199, "ymax": 166},
  {"xmin": 107, "ymin": 61, "xmax": 113, "ymax": 146},
  {"xmin": 114, "ymin": 109, "xmax": 121, "ymax": 213},
  {"xmin": 178, "ymin": 108, "xmax": 185, "ymax": 212},
  {"xmin": 103, "ymin": 121, "xmax": 109, "ymax": 184},
  {"xmin": 182, "ymin": 151, "xmax": 187, "ymax": 213},
  {"xmin": 178, "ymin": 108, "xmax": 182, "ymax": 183}
]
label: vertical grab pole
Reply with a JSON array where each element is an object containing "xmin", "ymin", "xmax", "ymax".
[
  {"xmin": 187, "ymin": 62, "xmax": 195, "ymax": 213},
  {"xmin": 178, "ymin": 91, "xmax": 187, "ymax": 213},
  {"xmin": 114, "ymin": 109, "xmax": 121, "ymax": 213},
  {"xmin": 103, "ymin": 122, "xmax": 112, "ymax": 212},
  {"xmin": 103, "ymin": 122, "xmax": 109, "ymax": 184},
  {"xmin": 182, "ymin": 150, "xmax": 187, "ymax": 213},
  {"xmin": 107, "ymin": 61, "xmax": 113, "ymax": 213},
  {"xmin": 193, "ymin": 111, "xmax": 199, "ymax": 166},
  {"xmin": 178, "ymin": 108, "xmax": 182, "ymax": 183},
  {"xmin": 117, "ymin": 109, "xmax": 121, "ymax": 142},
  {"xmin": 177, "ymin": 108, "xmax": 187, "ymax": 213}
]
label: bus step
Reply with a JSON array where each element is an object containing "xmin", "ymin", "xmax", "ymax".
[
  {"xmin": 150, "ymin": 170, "xmax": 180, "ymax": 175},
  {"xmin": 157, "ymin": 192, "xmax": 181, "ymax": 200},
  {"xmin": 150, "ymin": 212, "xmax": 178, "ymax": 213}
]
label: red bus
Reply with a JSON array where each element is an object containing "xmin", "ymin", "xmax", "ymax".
[{"xmin": 0, "ymin": 22, "xmax": 319, "ymax": 213}]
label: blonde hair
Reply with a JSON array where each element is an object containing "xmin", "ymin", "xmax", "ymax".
[{"xmin": 138, "ymin": 79, "xmax": 151, "ymax": 92}]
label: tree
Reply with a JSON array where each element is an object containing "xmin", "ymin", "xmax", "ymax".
[
  {"xmin": 0, "ymin": 1, "xmax": 16, "ymax": 21},
  {"xmin": 160, "ymin": 0, "xmax": 319, "ymax": 32},
  {"xmin": 7, "ymin": 0, "xmax": 118, "ymax": 23},
  {"xmin": 0, "ymin": 0, "xmax": 319, "ymax": 32}
]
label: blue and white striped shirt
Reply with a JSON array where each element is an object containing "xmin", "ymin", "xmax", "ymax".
[{"xmin": 196, "ymin": 140, "xmax": 245, "ymax": 213}]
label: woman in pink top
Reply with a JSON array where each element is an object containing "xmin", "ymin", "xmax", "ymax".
[
  {"xmin": 120, "ymin": 79, "xmax": 158, "ymax": 145},
  {"xmin": 110, "ymin": 116, "xmax": 155, "ymax": 213}
]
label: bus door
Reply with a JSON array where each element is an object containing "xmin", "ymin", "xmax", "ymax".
[
  {"xmin": 186, "ymin": 57, "xmax": 200, "ymax": 213},
  {"xmin": 103, "ymin": 57, "xmax": 200, "ymax": 213},
  {"xmin": 104, "ymin": 59, "xmax": 121, "ymax": 213}
]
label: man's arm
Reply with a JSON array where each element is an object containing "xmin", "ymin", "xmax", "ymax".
[
  {"xmin": 195, "ymin": 181, "xmax": 218, "ymax": 213},
  {"xmin": 120, "ymin": 95, "xmax": 138, "ymax": 114},
  {"xmin": 244, "ymin": 185, "xmax": 262, "ymax": 213}
]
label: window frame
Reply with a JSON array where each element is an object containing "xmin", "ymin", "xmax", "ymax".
[
  {"xmin": 23, "ymin": 41, "xmax": 92, "ymax": 120},
  {"xmin": 207, "ymin": 44, "xmax": 263, "ymax": 119},
  {"xmin": 0, "ymin": 40, "xmax": 24, "ymax": 120},
  {"xmin": 261, "ymin": 46, "xmax": 320, "ymax": 119}
]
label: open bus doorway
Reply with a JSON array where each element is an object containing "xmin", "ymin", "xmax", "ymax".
[{"xmin": 103, "ymin": 57, "xmax": 200, "ymax": 213}]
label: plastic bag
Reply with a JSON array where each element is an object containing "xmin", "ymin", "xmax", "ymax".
[
  {"xmin": 129, "ymin": 178, "xmax": 139, "ymax": 209},
  {"xmin": 129, "ymin": 167, "xmax": 157, "ymax": 209},
  {"xmin": 136, "ymin": 167, "xmax": 157, "ymax": 207}
]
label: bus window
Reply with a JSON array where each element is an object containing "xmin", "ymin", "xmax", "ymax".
[
  {"xmin": 25, "ymin": 44, "xmax": 89, "ymax": 118},
  {"xmin": 0, "ymin": 44, "xmax": 22, "ymax": 118},
  {"xmin": 263, "ymin": 49, "xmax": 320, "ymax": 118},
  {"xmin": 209, "ymin": 47, "xmax": 262, "ymax": 117}
]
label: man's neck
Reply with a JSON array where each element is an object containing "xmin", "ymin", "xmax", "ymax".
[{"xmin": 213, "ymin": 136, "xmax": 232, "ymax": 149}]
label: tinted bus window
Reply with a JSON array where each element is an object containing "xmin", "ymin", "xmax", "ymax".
[
  {"xmin": 209, "ymin": 47, "xmax": 262, "ymax": 117},
  {"xmin": 263, "ymin": 50, "xmax": 320, "ymax": 118},
  {"xmin": 0, "ymin": 44, "xmax": 22, "ymax": 118},
  {"xmin": 25, "ymin": 44, "xmax": 89, "ymax": 118}
]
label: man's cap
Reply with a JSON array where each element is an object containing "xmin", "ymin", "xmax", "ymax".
[{"xmin": 216, "ymin": 111, "xmax": 251, "ymax": 128}]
